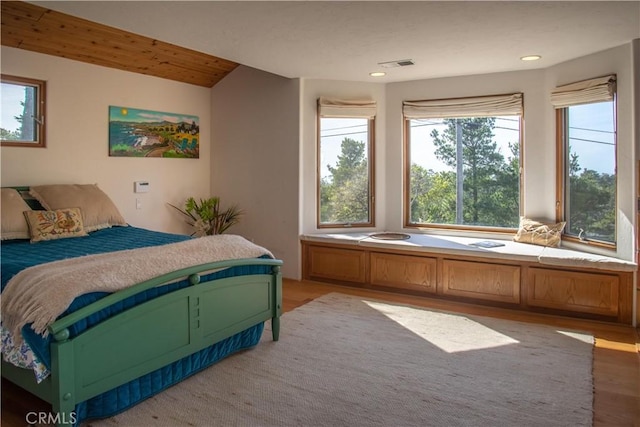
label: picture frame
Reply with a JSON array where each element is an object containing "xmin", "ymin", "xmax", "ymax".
[{"xmin": 109, "ymin": 106, "xmax": 199, "ymax": 158}]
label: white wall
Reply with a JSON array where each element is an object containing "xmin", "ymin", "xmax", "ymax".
[
  {"xmin": 0, "ymin": 47, "xmax": 212, "ymax": 235},
  {"xmin": 211, "ymin": 66, "xmax": 300, "ymax": 278}
]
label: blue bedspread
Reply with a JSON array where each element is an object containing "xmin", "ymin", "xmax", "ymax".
[
  {"xmin": 1, "ymin": 226, "xmax": 270, "ymax": 424},
  {"xmin": 1, "ymin": 226, "xmax": 193, "ymax": 292}
]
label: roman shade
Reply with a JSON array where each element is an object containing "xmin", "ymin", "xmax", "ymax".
[
  {"xmin": 403, "ymin": 93, "xmax": 523, "ymax": 119},
  {"xmin": 318, "ymin": 97, "xmax": 376, "ymax": 119},
  {"xmin": 550, "ymin": 75, "xmax": 616, "ymax": 109}
]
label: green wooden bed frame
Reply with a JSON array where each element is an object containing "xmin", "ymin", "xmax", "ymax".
[{"xmin": 1, "ymin": 256, "xmax": 283, "ymax": 425}]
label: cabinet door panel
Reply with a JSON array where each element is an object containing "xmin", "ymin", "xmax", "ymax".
[
  {"xmin": 307, "ymin": 246, "xmax": 366, "ymax": 283},
  {"xmin": 527, "ymin": 268, "xmax": 619, "ymax": 316},
  {"xmin": 370, "ymin": 252, "xmax": 437, "ymax": 293},
  {"xmin": 443, "ymin": 259, "xmax": 520, "ymax": 303}
]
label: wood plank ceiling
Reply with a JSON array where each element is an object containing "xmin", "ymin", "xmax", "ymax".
[{"xmin": 1, "ymin": 1, "xmax": 239, "ymax": 87}]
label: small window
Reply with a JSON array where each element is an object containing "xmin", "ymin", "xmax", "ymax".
[
  {"xmin": 317, "ymin": 98, "xmax": 375, "ymax": 228},
  {"xmin": 553, "ymin": 75, "xmax": 616, "ymax": 247},
  {"xmin": 1, "ymin": 75, "xmax": 46, "ymax": 147},
  {"xmin": 404, "ymin": 94, "xmax": 523, "ymax": 231}
]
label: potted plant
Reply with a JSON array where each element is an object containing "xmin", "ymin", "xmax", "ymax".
[{"xmin": 169, "ymin": 196, "xmax": 242, "ymax": 236}]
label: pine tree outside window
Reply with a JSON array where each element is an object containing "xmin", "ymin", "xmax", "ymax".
[
  {"xmin": 403, "ymin": 94, "xmax": 523, "ymax": 231},
  {"xmin": 317, "ymin": 97, "xmax": 376, "ymax": 228}
]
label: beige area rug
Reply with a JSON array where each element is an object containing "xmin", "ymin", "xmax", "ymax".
[{"xmin": 87, "ymin": 293, "xmax": 594, "ymax": 427}]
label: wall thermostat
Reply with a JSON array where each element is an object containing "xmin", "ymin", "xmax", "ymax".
[{"xmin": 134, "ymin": 181, "xmax": 150, "ymax": 193}]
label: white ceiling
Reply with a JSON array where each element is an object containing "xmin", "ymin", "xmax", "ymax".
[{"xmin": 32, "ymin": 1, "xmax": 640, "ymax": 83}]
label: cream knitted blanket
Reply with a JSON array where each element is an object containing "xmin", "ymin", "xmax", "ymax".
[{"xmin": 1, "ymin": 234, "xmax": 274, "ymax": 343}]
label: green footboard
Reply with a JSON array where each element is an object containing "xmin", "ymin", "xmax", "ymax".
[{"xmin": 3, "ymin": 257, "xmax": 283, "ymax": 425}]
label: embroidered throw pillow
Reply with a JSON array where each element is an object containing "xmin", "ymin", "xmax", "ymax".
[
  {"xmin": 1, "ymin": 188, "xmax": 32, "ymax": 240},
  {"xmin": 513, "ymin": 216, "xmax": 566, "ymax": 248},
  {"xmin": 24, "ymin": 208, "xmax": 88, "ymax": 243}
]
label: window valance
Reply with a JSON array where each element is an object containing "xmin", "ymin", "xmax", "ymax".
[
  {"xmin": 318, "ymin": 97, "xmax": 376, "ymax": 119},
  {"xmin": 550, "ymin": 75, "xmax": 616, "ymax": 109},
  {"xmin": 402, "ymin": 93, "xmax": 523, "ymax": 119}
]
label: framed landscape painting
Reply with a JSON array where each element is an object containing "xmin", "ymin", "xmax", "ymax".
[{"xmin": 109, "ymin": 106, "xmax": 199, "ymax": 158}]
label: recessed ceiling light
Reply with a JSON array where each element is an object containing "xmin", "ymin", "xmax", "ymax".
[
  {"xmin": 520, "ymin": 55, "xmax": 542, "ymax": 61},
  {"xmin": 370, "ymin": 72, "xmax": 386, "ymax": 77}
]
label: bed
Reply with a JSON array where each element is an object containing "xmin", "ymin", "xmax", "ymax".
[{"xmin": 0, "ymin": 185, "xmax": 283, "ymax": 426}]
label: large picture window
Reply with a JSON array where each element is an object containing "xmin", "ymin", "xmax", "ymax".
[
  {"xmin": 404, "ymin": 94, "xmax": 523, "ymax": 231},
  {"xmin": 553, "ymin": 75, "xmax": 617, "ymax": 246},
  {"xmin": 317, "ymin": 97, "xmax": 375, "ymax": 228}
]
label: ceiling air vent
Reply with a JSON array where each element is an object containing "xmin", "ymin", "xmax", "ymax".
[{"xmin": 378, "ymin": 59, "xmax": 415, "ymax": 68}]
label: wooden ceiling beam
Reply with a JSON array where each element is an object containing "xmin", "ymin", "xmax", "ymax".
[
  {"xmin": 1, "ymin": 1, "xmax": 238, "ymax": 87},
  {"xmin": 1, "ymin": 1, "xmax": 47, "ymax": 22}
]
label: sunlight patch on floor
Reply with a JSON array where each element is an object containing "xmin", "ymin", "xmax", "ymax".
[
  {"xmin": 557, "ymin": 330, "xmax": 594, "ymax": 344},
  {"xmin": 364, "ymin": 300, "xmax": 519, "ymax": 353}
]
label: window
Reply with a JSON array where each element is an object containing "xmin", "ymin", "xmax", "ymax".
[
  {"xmin": 404, "ymin": 94, "xmax": 523, "ymax": 231},
  {"xmin": 317, "ymin": 97, "xmax": 376, "ymax": 227},
  {"xmin": 1, "ymin": 75, "xmax": 46, "ymax": 147},
  {"xmin": 553, "ymin": 75, "xmax": 617, "ymax": 246}
]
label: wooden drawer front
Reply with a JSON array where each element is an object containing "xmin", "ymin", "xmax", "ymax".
[
  {"xmin": 370, "ymin": 252, "xmax": 437, "ymax": 293},
  {"xmin": 307, "ymin": 246, "xmax": 366, "ymax": 283},
  {"xmin": 442, "ymin": 259, "xmax": 520, "ymax": 303},
  {"xmin": 527, "ymin": 268, "xmax": 619, "ymax": 316}
]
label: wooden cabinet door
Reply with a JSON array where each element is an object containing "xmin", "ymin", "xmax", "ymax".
[
  {"xmin": 370, "ymin": 252, "xmax": 437, "ymax": 293},
  {"xmin": 442, "ymin": 259, "xmax": 520, "ymax": 304},
  {"xmin": 305, "ymin": 245, "xmax": 366, "ymax": 284},
  {"xmin": 527, "ymin": 267, "xmax": 619, "ymax": 317}
]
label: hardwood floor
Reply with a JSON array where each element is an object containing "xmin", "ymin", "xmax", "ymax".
[{"xmin": 2, "ymin": 278, "xmax": 639, "ymax": 426}]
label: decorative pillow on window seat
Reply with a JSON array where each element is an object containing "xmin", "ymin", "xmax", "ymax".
[
  {"xmin": 513, "ymin": 216, "xmax": 566, "ymax": 247},
  {"xmin": 24, "ymin": 208, "xmax": 88, "ymax": 243}
]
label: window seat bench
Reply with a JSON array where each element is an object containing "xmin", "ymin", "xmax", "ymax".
[{"xmin": 301, "ymin": 232, "xmax": 637, "ymax": 324}]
